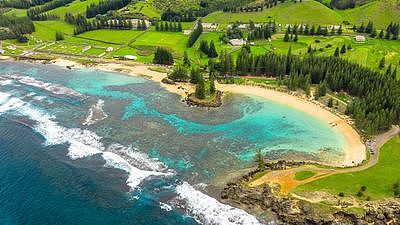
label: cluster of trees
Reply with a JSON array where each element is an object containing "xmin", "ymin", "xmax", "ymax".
[
  {"xmin": 86, "ymin": 0, "xmax": 131, "ymax": 18},
  {"xmin": 356, "ymin": 21, "xmax": 399, "ymax": 40},
  {"xmin": 248, "ymin": 25, "xmax": 274, "ymax": 41},
  {"xmin": 199, "ymin": 40, "xmax": 218, "ymax": 58},
  {"xmin": 0, "ymin": 0, "xmax": 52, "ymax": 9},
  {"xmin": 55, "ymin": 31, "xmax": 64, "ymax": 41},
  {"xmin": 283, "ymin": 24, "xmax": 343, "ymax": 40},
  {"xmin": 153, "ymin": 47, "xmax": 174, "ymax": 65},
  {"xmin": 72, "ymin": 18, "xmax": 146, "ymax": 35},
  {"xmin": 385, "ymin": 22, "xmax": 399, "ymax": 40},
  {"xmin": 225, "ymin": 22, "xmax": 243, "ymax": 40},
  {"xmin": 65, "ymin": 13, "xmax": 87, "ymax": 25},
  {"xmin": 0, "ymin": 15, "xmax": 35, "ymax": 40},
  {"xmin": 161, "ymin": 9, "xmax": 196, "ymax": 22},
  {"xmin": 27, "ymin": 0, "xmax": 74, "ymax": 20},
  {"xmin": 155, "ymin": 21, "xmax": 183, "ymax": 32},
  {"xmin": 213, "ymin": 49, "xmax": 400, "ymax": 134},
  {"xmin": 330, "ymin": 0, "xmax": 356, "ymax": 9},
  {"xmin": 188, "ymin": 20, "xmax": 203, "ymax": 47}
]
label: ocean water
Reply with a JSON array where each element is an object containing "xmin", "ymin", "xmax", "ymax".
[{"xmin": 0, "ymin": 61, "xmax": 347, "ymax": 225}]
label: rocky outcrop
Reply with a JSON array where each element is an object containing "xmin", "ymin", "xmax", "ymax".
[
  {"xmin": 186, "ymin": 91, "xmax": 223, "ymax": 108},
  {"xmin": 220, "ymin": 160, "xmax": 400, "ymax": 225},
  {"xmin": 161, "ymin": 77, "xmax": 175, "ymax": 85}
]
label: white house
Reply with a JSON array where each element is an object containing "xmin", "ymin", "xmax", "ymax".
[
  {"xmin": 229, "ymin": 39, "xmax": 245, "ymax": 46},
  {"xmin": 183, "ymin": 30, "xmax": 192, "ymax": 35},
  {"xmin": 202, "ymin": 23, "xmax": 218, "ymax": 31},
  {"xmin": 355, "ymin": 35, "xmax": 366, "ymax": 42}
]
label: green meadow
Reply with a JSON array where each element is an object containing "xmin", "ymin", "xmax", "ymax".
[
  {"xmin": 203, "ymin": 0, "xmax": 400, "ymax": 29},
  {"xmin": 77, "ymin": 29, "xmax": 145, "ymax": 44},
  {"xmin": 32, "ymin": 21, "xmax": 74, "ymax": 40},
  {"xmin": 296, "ymin": 136, "xmax": 400, "ymax": 199},
  {"xmin": 47, "ymin": 0, "xmax": 101, "ymax": 17}
]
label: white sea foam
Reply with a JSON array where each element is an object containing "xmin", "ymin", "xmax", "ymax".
[
  {"xmin": 0, "ymin": 79, "xmax": 13, "ymax": 86},
  {"xmin": 82, "ymin": 99, "xmax": 108, "ymax": 126},
  {"xmin": 107, "ymin": 144, "xmax": 167, "ymax": 172},
  {"xmin": 176, "ymin": 182, "xmax": 263, "ymax": 225},
  {"xmin": 0, "ymin": 96, "xmax": 26, "ymax": 113},
  {"xmin": 102, "ymin": 151, "xmax": 172, "ymax": 189},
  {"xmin": 2, "ymin": 74, "xmax": 82, "ymax": 98},
  {"xmin": 160, "ymin": 202, "xmax": 172, "ymax": 211}
]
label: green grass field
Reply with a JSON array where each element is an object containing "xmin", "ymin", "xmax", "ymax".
[
  {"xmin": 259, "ymin": 34, "xmax": 400, "ymax": 76},
  {"xmin": 203, "ymin": 0, "xmax": 400, "ymax": 29},
  {"xmin": 121, "ymin": 0, "xmax": 161, "ymax": 18},
  {"xmin": 130, "ymin": 31, "xmax": 189, "ymax": 57},
  {"xmin": 32, "ymin": 21, "xmax": 74, "ymax": 41},
  {"xmin": 296, "ymin": 136, "xmax": 400, "ymax": 199},
  {"xmin": 47, "ymin": 0, "xmax": 101, "ymax": 17},
  {"xmin": 204, "ymin": 0, "xmax": 343, "ymax": 26},
  {"xmin": 294, "ymin": 171, "xmax": 317, "ymax": 181},
  {"xmin": 77, "ymin": 29, "xmax": 145, "ymax": 44},
  {"xmin": 4, "ymin": 8, "xmax": 27, "ymax": 17}
]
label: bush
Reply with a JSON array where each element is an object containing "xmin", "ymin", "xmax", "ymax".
[
  {"xmin": 325, "ymin": 44, "xmax": 332, "ymax": 48},
  {"xmin": 153, "ymin": 47, "xmax": 174, "ymax": 65},
  {"xmin": 315, "ymin": 39, "xmax": 321, "ymax": 43},
  {"xmin": 361, "ymin": 185, "xmax": 367, "ymax": 192},
  {"xmin": 338, "ymin": 192, "xmax": 345, "ymax": 197},
  {"xmin": 356, "ymin": 190, "xmax": 364, "ymax": 197}
]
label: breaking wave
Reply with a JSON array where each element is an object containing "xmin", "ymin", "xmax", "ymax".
[
  {"xmin": 0, "ymin": 91, "xmax": 171, "ymax": 190},
  {"xmin": 176, "ymin": 182, "xmax": 263, "ymax": 225},
  {"xmin": 2, "ymin": 74, "xmax": 83, "ymax": 98}
]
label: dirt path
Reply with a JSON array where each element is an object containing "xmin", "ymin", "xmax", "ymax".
[{"xmin": 249, "ymin": 126, "xmax": 400, "ymax": 193}]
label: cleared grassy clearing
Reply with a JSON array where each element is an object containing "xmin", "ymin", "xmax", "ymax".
[
  {"xmin": 296, "ymin": 136, "xmax": 400, "ymax": 199},
  {"xmin": 204, "ymin": 0, "xmax": 343, "ymax": 25},
  {"xmin": 32, "ymin": 21, "xmax": 74, "ymax": 41},
  {"xmin": 47, "ymin": 0, "xmax": 101, "ymax": 17},
  {"xmin": 294, "ymin": 171, "xmax": 317, "ymax": 181},
  {"xmin": 337, "ymin": 0, "xmax": 400, "ymax": 29},
  {"xmin": 77, "ymin": 29, "xmax": 145, "ymax": 44},
  {"xmin": 122, "ymin": 0, "xmax": 160, "ymax": 18},
  {"xmin": 4, "ymin": 8, "xmax": 27, "ymax": 17},
  {"xmin": 203, "ymin": 0, "xmax": 400, "ymax": 29},
  {"xmin": 130, "ymin": 31, "xmax": 188, "ymax": 58},
  {"xmin": 260, "ymin": 34, "xmax": 400, "ymax": 76}
]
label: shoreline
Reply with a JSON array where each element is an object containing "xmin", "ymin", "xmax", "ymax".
[{"xmin": 18, "ymin": 58, "xmax": 366, "ymax": 167}]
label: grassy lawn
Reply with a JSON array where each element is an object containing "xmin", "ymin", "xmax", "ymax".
[
  {"xmin": 122, "ymin": 0, "xmax": 160, "ymax": 18},
  {"xmin": 203, "ymin": 0, "xmax": 343, "ymax": 25},
  {"xmin": 4, "ymin": 8, "xmax": 27, "ymax": 17},
  {"xmin": 203, "ymin": 0, "xmax": 400, "ymax": 29},
  {"xmin": 32, "ymin": 21, "xmax": 74, "ymax": 41},
  {"xmin": 336, "ymin": 0, "xmax": 400, "ymax": 29},
  {"xmin": 130, "ymin": 31, "xmax": 189, "ymax": 58},
  {"xmin": 262, "ymin": 34, "xmax": 400, "ymax": 77},
  {"xmin": 77, "ymin": 29, "xmax": 145, "ymax": 44},
  {"xmin": 294, "ymin": 171, "xmax": 317, "ymax": 181},
  {"xmin": 47, "ymin": 0, "xmax": 101, "ymax": 17},
  {"xmin": 295, "ymin": 136, "xmax": 400, "ymax": 199}
]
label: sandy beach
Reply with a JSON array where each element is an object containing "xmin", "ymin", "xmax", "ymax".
[{"xmin": 50, "ymin": 58, "xmax": 366, "ymax": 167}]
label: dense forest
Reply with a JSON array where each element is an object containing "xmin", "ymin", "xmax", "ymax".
[
  {"xmin": 86, "ymin": 0, "xmax": 131, "ymax": 18},
  {"xmin": 27, "ymin": 0, "xmax": 74, "ymax": 20},
  {"xmin": 215, "ymin": 49, "xmax": 400, "ymax": 134},
  {"xmin": 0, "ymin": 0, "xmax": 53, "ymax": 9},
  {"xmin": 0, "ymin": 15, "xmax": 35, "ymax": 40}
]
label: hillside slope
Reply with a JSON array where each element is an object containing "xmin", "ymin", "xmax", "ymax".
[{"xmin": 203, "ymin": 0, "xmax": 400, "ymax": 28}]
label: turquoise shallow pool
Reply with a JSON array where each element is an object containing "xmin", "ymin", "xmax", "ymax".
[{"xmin": 0, "ymin": 61, "xmax": 347, "ymax": 225}]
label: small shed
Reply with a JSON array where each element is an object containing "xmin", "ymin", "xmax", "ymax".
[
  {"xmin": 124, "ymin": 55, "xmax": 137, "ymax": 60},
  {"xmin": 355, "ymin": 35, "xmax": 366, "ymax": 42},
  {"xmin": 229, "ymin": 39, "xmax": 245, "ymax": 46}
]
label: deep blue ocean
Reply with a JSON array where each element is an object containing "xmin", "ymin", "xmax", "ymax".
[{"xmin": 0, "ymin": 61, "xmax": 347, "ymax": 225}]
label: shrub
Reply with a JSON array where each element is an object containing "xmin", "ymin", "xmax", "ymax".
[{"xmin": 338, "ymin": 192, "xmax": 345, "ymax": 197}]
